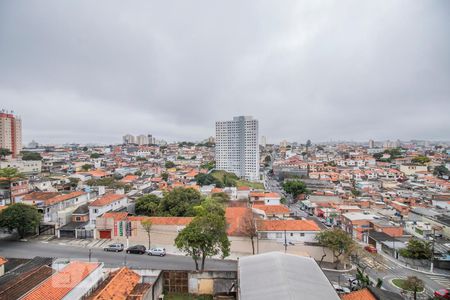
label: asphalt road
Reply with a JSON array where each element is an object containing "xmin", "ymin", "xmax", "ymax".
[{"xmin": 0, "ymin": 240, "xmax": 237, "ymax": 271}]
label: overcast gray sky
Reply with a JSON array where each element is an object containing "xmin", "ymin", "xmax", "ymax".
[{"xmin": 0, "ymin": 0, "xmax": 449, "ymax": 145}]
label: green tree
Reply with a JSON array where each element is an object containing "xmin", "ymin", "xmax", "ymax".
[
  {"xmin": 175, "ymin": 198, "xmax": 230, "ymax": 272},
  {"xmin": 136, "ymin": 156, "xmax": 147, "ymax": 162},
  {"xmin": 0, "ymin": 203, "xmax": 41, "ymax": 239},
  {"xmin": 402, "ymin": 276, "xmax": 424, "ymax": 300},
  {"xmin": 161, "ymin": 172, "xmax": 169, "ymax": 181},
  {"xmin": 134, "ymin": 170, "xmax": 142, "ymax": 176},
  {"xmin": 433, "ymin": 165, "xmax": 449, "ymax": 177},
  {"xmin": 0, "ymin": 168, "xmax": 25, "ymax": 204},
  {"xmin": 195, "ymin": 173, "xmax": 223, "ymax": 188},
  {"xmin": 211, "ymin": 192, "xmax": 230, "ymax": 203},
  {"xmin": 90, "ymin": 153, "xmax": 101, "ymax": 159},
  {"xmin": 68, "ymin": 177, "xmax": 80, "ymax": 189},
  {"xmin": 411, "ymin": 155, "xmax": 430, "ymax": 165},
  {"xmin": 0, "ymin": 148, "xmax": 12, "ymax": 160},
  {"xmin": 81, "ymin": 164, "xmax": 92, "ymax": 171},
  {"xmin": 373, "ymin": 152, "xmax": 384, "ymax": 160},
  {"xmin": 159, "ymin": 187, "xmax": 202, "ymax": 217},
  {"xmin": 141, "ymin": 219, "xmax": 153, "ymax": 249},
  {"xmin": 200, "ymin": 161, "xmax": 215, "ymax": 170},
  {"xmin": 82, "ymin": 146, "xmax": 88, "ymax": 151},
  {"xmin": 399, "ymin": 238, "xmax": 432, "ymax": 259},
  {"xmin": 21, "ymin": 151, "xmax": 42, "ymax": 161},
  {"xmin": 190, "ymin": 155, "xmax": 197, "ymax": 160},
  {"xmin": 315, "ymin": 228, "xmax": 354, "ymax": 269},
  {"xmin": 135, "ymin": 194, "xmax": 161, "ymax": 216},
  {"xmin": 282, "ymin": 180, "xmax": 309, "ymax": 198},
  {"xmin": 351, "ymin": 189, "xmax": 361, "ymax": 197},
  {"xmin": 165, "ymin": 161, "xmax": 176, "ymax": 169},
  {"xmin": 356, "ymin": 268, "xmax": 371, "ymax": 288}
]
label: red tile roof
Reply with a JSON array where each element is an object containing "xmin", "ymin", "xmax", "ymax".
[
  {"xmin": 340, "ymin": 288, "xmax": 376, "ymax": 300},
  {"xmin": 22, "ymin": 261, "xmax": 101, "ymax": 300},
  {"xmin": 225, "ymin": 207, "xmax": 252, "ymax": 236},
  {"xmin": 129, "ymin": 216, "xmax": 193, "ymax": 225},
  {"xmin": 89, "ymin": 194, "xmax": 126, "ymax": 207},
  {"xmin": 253, "ymin": 204, "xmax": 290, "ymax": 214},
  {"xmin": 22, "ymin": 191, "xmax": 86, "ymax": 206},
  {"xmin": 257, "ymin": 220, "xmax": 320, "ymax": 231},
  {"xmin": 0, "ymin": 256, "xmax": 7, "ymax": 266},
  {"xmin": 88, "ymin": 267, "xmax": 140, "ymax": 300}
]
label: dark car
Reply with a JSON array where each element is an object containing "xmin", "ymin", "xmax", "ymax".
[{"xmin": 126, "ymin": 245, "xmax": 146, "ymax": 254}]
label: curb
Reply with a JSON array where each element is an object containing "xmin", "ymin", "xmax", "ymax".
[
  {"xmin": 380, "ymin": 251, "xmax": 450, "ymax": 278},
  {"xmin": 321, "ymin": 264, "xmax": 356, "ymax": 273}
]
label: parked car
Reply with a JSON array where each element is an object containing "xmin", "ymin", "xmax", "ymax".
[
  {"xmin": 103, "ymin": 243, "xmax": 124, "ymax": 252},
  {"xmin": 126, "ymin": 245, "xmax": 146, "ymax": 254},
  {"xmin": 435, "ymin": 289, "xmax": 450, "ymax": 299},
  {"xmin": 364, "ymin": 245, "xmax": 377, "ymax": 253},
  {"xmin": 147, "ymin": 248, "xmax": 166, "ymax": 256},
  {"xmin": 333, "ymin": 284, "xmax": 350, "ymax": 294}
]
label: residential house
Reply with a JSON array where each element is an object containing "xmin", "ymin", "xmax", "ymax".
[
  {"xmin": 22, "ymin": 191, "xmax": 89, "ymax": 227},
  {"xmin": 257, "ymin": 219, "xmax": 321, "ymax": 244},
  {"xmin": 21, "ymin": 261, "xmax": 103, "ymax": 300},
  {"xmin": 252, "ymin": 204, "xmax": 290, "ymax": 219},
  {"xmin": 88, "ymin": 193, "xmax": 128, "ymax": 228}
]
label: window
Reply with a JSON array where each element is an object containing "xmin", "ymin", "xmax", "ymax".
[
  {"xmin": 94, "ymin": 209, "xmax": 98, "ymax": 214},
  {"xmin": 259, "ymin": 232, "xmax": 268, "ymax": 239},
  {"xmin": 290, "ymin": 233, "xmax": 293, "ymax": 237},
  {"xmin": 75, "ymin": 217, "xmax": 81, "ymax": 221},
  {"xmin": 276, "ymin": 232, "xmax": 282, "ymax": 238},
  {"xmin": 300, "ymin": 233, "xmax": 305, "ymax": 237}
]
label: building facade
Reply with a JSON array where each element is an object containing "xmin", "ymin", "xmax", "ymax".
[
  {"xmin": 215, "ymin": 116, "xmax": 259, "ymax": 181},
  {"xmin": 0, "ymin": 112, "xmax": 22, "ymax": 157}
]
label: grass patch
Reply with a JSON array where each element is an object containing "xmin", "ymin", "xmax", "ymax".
[
  {"xmin": 392, "ymin": 279, "xmax": 424, "ymax": 292},
  {"xmin": 165, "ymin": 293, "xmax": 213, "ymax": 300},
  {"xmin": 211, "ymin": 170, "xmax": 264, "ymax": 190}
]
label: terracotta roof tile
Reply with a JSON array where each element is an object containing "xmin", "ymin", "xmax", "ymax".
[
  {"xmin": 225, "ymin": 207, "xmax": 252, "ymax": 236},
  {"xmin": 340, "ymin": 288, "xmax": 376, "ymax": 300},
  {"xmin": 253, "ymin": 204, "xmax": 290, "ymax": 214},
  {"xmin": 22, "ymin": 261, "xmax": 101, "ymax": 300},
  {"xmin": 88, "ymin": 267, "xmax": 140, "ymax": 300},
  {"xmin": 257, "ymin": 220, "xmax": 320, "ymax": 231},
  {"xmin": 89, "ymin": 194, "xmax": 126, "ymax": 207}
]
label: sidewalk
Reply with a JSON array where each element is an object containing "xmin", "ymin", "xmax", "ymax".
[{"xmin": 378, "ymin": 249, "xmax": 450, "ymax": 278}]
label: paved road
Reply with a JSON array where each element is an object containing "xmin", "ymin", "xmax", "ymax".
[
  {"xmin": 0, "ymin": 240, "xmax": 237, "ymax": 271},
  {"xmin": 323, "ymin": 253, "xmax": 450, "ymax": 297}
]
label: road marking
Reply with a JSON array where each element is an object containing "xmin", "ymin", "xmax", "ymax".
[{"xmin": 428, "ymin": 275, "xmax": 450, "ymax": 286}]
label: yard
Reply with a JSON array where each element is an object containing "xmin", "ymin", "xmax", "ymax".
[{"xmin": 391, "ymin": 278, "xmax": 424, "ymax": 292}]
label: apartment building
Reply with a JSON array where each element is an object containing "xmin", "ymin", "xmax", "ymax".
[
  {"xmin": 215, "ymin": 116, "xmax": 259, "ymax": 181},
  {"xmin": 0, "ymin": 111, "xmax": 22, "ymax": 157}
]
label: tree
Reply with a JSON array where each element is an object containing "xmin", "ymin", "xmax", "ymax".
[
  {"xmin": 195, "ymin": 173, "xmax": 224, "ymax": 188},
  {"xmin": 282, "ymin": 180, "xmax": 309, "ymax": 198},
  {"xmin": 351, "ymin": 189, "xmax": 361, "ymax": 197},
  {"xmin": 90, "ymin": 153, "xmax": 101, "ymax": 159},
  {"xmin": 200, "ymin": 161, "xmax": 215, "ymax": 171},
  {"xmin": 434, "ymin": 165, "xmax": 450, "ymax": 177},
  {"xmin": 165, "ymin": 161, "xmax": 176, "ymax": 169},
  {"xmin": 161, "ymin": 172, "xmax": 169, "ymax": 181},
  {"xmin": 411, "ymin": 155, "xmax": 430, "ymax": 165},
  {"xmin": 175, "ymin": 199, "xmax": 230, "ymax": 272},
  {"xmin": 159, "ymin": 187, "xmax": 202, "ymax": 217},
  {"xmin": 373, "ymin": 152, "xmax": 384, "ymax": 160},
  {"xmin": 82, "ymin": 146, "xmax": 88, "ymax": 151},
  {"xmin": 134, "ymin": 170, "xmax": 142, "ymax": 176},
  {"xmin": 211, "ymin": 192, "xmax": 230, "ymax": 204},
  {"xmin": 399, "ymin": 238, "xmax": 432, "ymax": 259},
  {"xmin": 190, "ymin": 155, "xmax": 197, "ymax": 160},
  {"xmin": 0, "ymin": 203, "xmax": 41, "ymax": 239},
  {"xmin": 0, "ymin": 168, "xmax": 25, "ymax": 204},
  {"xmin": 402, "ymin": 276, "xmax": 424, "ymax": 300},
  {"xmin": 355, "ymin": 268, "xmax": 371, "ymax": 288},
  {"xmin": 315, "ymin": 229, "xmax": 354, "ymax": 269},
  {"xmin": 306, "ymin": 140, "xmax": 312, "ymax": 147},
  {"xmin": 135, "ymin": 194, "xmax": 161, "ymax": 216},
  {"xmin": 81, "ymin": 164, "xmax": 92, "ymax": 171},
  {"xmin": 239, "ymin": 210, "xmax": 258, "ymax": 255},
  {"xmin": 21, "ymin": 151, "xmax": 43, "ymax": 161},
  {"xmin": 68, "ymin": 177, "xmax": 80, "ymax": 189},
  {"xmin": 0, "ymin": 148, "xmax": 12, "ymax": 160},
  {"xmin": 141, "ymin": 219, "xmax": 153, "ymax": 249}
]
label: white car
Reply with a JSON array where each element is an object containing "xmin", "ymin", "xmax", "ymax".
[
  {"xmin": 147, "ymin": 247, "xmax": 166, "ymax": 256},
  {"xmin": 333, "ymin": 284, "xmax": 350, "ymax": 294}
]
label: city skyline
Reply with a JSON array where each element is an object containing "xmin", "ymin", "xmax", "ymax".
[{"xmin": 1, "ymin": 1, "xmax": 449, "ymax": 144}]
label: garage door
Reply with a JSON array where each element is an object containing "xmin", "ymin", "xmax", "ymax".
[{"xmin": 99, "ymin": 230, "xmax": 111, "ymax": 239}]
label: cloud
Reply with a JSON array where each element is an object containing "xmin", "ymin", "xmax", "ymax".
[{"xmin": 0, "ymin": 0, "xmax": 448, "ymax": 144}]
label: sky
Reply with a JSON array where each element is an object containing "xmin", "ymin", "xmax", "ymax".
[{"xmin": 0, "ymin": 0, "xmax": 449, "ymax": 145}]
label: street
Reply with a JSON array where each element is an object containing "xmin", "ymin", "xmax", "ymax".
[
  {"xmin": 264, "ymin": 174, "xmax": 450, "ymax": 297},
  {"xmin": 0, "ymin": 240, "xmax": 237, "ymax": 271}
]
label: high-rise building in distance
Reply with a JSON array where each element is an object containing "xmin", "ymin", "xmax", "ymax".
[
  {"xmin": 0, "ymin": 111, "xmax": 22, "ymax": 158},
  {"xmin": 368, "ymin": 139, "xmax": 375, "ymax": 148},
  {"xmin": 215, "ymin": 116, "xmax": 259, "ymax": 181}
]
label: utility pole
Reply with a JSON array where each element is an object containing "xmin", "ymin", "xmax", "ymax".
[
  {"xmin": 284, "ymin": 230, "xmax": 287, "ymax": 253},
  {"xmin": 88, "ymin": 249, "xmax": 92, "ymax": 262},
  {"xmin": 430, "ymin": 227, "xmax": 436, "ymax": 273}
]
